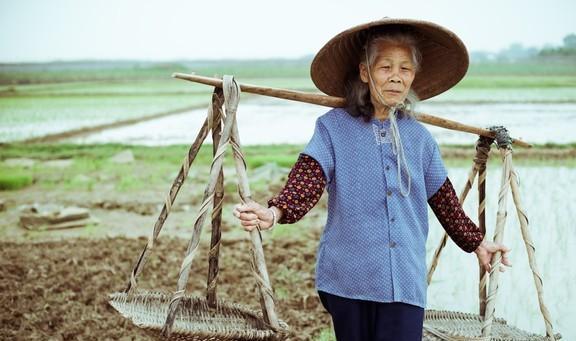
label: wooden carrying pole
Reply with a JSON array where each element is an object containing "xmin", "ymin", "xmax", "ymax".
[{"xmin": 173, "ymin": 72, "xmax": 532, "ymax": 149}]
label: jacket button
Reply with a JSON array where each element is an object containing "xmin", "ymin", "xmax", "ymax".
[
  {"xmin": 389, "ymin": 241, "xmax": 397, "ymax": 248},
  {"xmin": 391, "ymin": 217, "xmax": 395, "ymax": 222},
  {"xmin": 387, "ymin": 190, "xmax": 392, "ymax": 196},
  {"xmin": 380, "ymin": 131, "xmax": 386, "ymax": 137},
  {"xmin": 385, "ymin": 165, "xmax": 390, "ymax": 171}
]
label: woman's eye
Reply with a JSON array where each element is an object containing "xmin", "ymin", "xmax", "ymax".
[{"xmin": 402, "ymin": 67, "xmax": 411, "ymax": 71}]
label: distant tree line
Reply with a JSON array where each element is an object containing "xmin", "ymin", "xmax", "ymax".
[
  {"xmin": 471, "ymin": 33, "xmax": 576, "ymax": 63},
  {"xmin": 539, "ymin": 33, "xmax": 576, "ymax": 57}
]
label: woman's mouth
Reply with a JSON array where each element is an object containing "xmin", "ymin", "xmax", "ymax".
[{"xmin": 384, "ymin": 90, "xmax": 402, "ymax": 95}]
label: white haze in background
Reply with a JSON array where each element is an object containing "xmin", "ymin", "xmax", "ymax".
[{"xmin": 0, "ymin": 0, "xmax": 574, "ymax": 62}]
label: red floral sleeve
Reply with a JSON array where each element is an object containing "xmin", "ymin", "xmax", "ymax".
[
  {"xmin": 428, "ymin": 178, "xmax": 485, "ymax": 253},
  {"xmin": 267, "ymin": 154, "xmax": 326, "ymax": 224}
]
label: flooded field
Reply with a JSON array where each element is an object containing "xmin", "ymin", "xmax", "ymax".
[
  {"xmin": 66, "ymin": 98, "xmax": 576, "ymax": 146},
  {"xmin": 2, "ymin": 81, "xmax": 576, "ymax": 145},
  {"xmin": 428, "ymin": 166, "xmax": 575, "ymax": 340}
]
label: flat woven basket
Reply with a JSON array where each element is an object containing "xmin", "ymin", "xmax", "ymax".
[
  {"xmin": 109, "ymin": 291, "xmax": 290, "ymax": 341},
  {"xmin": 423, "ymin": 310, "xmax": 562, "ymax": 341}
]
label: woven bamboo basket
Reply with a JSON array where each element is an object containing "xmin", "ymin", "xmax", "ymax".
[
  {"xmin": 109, "ymin": 291, "xmax": 290, "ymax": 340},
  {"xmin": 423, "ymin": 310, "xmax": 561, "ymax": 341}
]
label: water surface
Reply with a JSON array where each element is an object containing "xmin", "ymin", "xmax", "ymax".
[{"xmin": 69, "ymin": 98, "xmax": 576, "ymax": 146}]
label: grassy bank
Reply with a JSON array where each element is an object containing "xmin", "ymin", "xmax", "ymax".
[{"xmin": 1, "ymin": 143, "xmax": 574, "ymax": 192}]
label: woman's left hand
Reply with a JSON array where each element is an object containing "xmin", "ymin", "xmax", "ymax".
[{"xmin": 474, "ymin": 240, "xmax": 512, "ymax": 273}]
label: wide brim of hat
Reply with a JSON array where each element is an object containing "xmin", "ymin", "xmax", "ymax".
[{"xmin": 310, "ymin": 18, "xmax": 469, "ymax": 101}]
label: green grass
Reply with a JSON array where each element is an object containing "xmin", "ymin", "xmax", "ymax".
[
  {"xmin": 0, "ymin": 60, "xmax": 312, "ymax": 84},
  {"xmin": 458, "ymin": 75, "xmax": 576, "ymax": 88},
  {"xmin": 442, "ymin": 157, "xmax": 576, "ymax": 168},
  {"xmin": 0, "ymin": 167, "xmax": 33, "ymax": 190},
  {"xmin": 2, "ymin": 58, "xmax": 575, "ymax": 85},
  {"xmin": 0, "ymin": 77, "xmax": 312, "ymax": 96},
  {"xmin": 1, "ymin": 143, "xmax": 574, "ymax": 165},
  {"xmin": 0, "ymin": 79, "xmax": 212, "ymax": 96},
  {"xmin": 314, "ymin": 328, "xmax": 336, "ymax": 341},
  {"xmin": 0, "ymin": 143, "xmax": 574, "ymax": 192},
  {"xmin": 0, "ymin": 144, "xmax": 298, "ymax": 192},
  {"xmin": 468, "ymin": 60, "xmax": 576, "ymax": 76},
  {"xmin": 82, "ymin": 222, "xmax": 100, "ymax": 237},
  {"xmin": 431, "ymin": 87, "xmax": 576, "ymax": 103},
  {"xmin": 2, "ymin": 74, "xmax": 574, "ymax": 95}
]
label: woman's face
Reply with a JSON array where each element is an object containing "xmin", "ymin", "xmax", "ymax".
[{"xmin": 359, "ymin": 43, "xmax": 416, "ymax": 108}]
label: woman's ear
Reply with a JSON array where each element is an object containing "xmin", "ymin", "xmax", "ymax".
[{"xmin": 359, "ymin": 63, "xmax": 369, "ymax": 84}]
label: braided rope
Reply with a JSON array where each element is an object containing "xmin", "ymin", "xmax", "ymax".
[
  {"xmin": 475, "ymin": 136, "xmax": 494, "ymax": 317},
  {"xmin": 226, "ymin": 84, "xmax": 280, "ymax": 329},
  {"xmin": 207, "ymin": 186, "xmax": 224, "ymax": 298},
  {"xmin": 162, "ymin": 78, "xmax": 243, "ymax": 337},
  {"xmin": 206, "ymin": 88, "xmax": 225, "ymax": 308},
  {"xmin": 481, "ymin": 146, "xmax": 513, "ymax": 337},
  {"xmin": 249, "ymin": 246, "xmax": 275, "ymax": 302},
  {"xmin": 482, "ymin": 126, "xmax": 512, "ymax": 336},
  {"xmin": 206, "ymin": 161, "xmax": 224, "ymax": 305},
  {"xmin": 206, "ymin": 237, "xmax": 222, "ymax": 295},
  {"xmin": 427, "ymin": 129, "xmax": 558, "ymax": 339},
  {"xmin": 162, "ymin": 75, "xmax": 281, "ymax": 336},
  {"xmin": 509, "ymin": 164, "xmax": 557, "ymax": 340},
  {"xmin": 124, "ymin": 93, "xmax": 218, "ymax": 294}
]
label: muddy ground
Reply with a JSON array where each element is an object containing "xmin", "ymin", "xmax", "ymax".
[
  {"xmin": 0, "ymin": 233, "xmax": 331, "ymax": 340},
  {"xmin": 0, "ymin": 145, "xmax": 336, "ymax": 340}
]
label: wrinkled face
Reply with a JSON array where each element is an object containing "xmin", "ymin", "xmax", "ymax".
[{"xmin": 359, "ymin": 43, "xmax": 417, "ymax": 108}]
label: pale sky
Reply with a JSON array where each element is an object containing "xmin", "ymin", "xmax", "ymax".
[{"xmin": 0, "ymin": 0, "xmax": 574, "ymax": 62}]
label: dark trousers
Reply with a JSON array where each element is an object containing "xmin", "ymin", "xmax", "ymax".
[{"xmin": 318, "ymin": 290, "xmax": 424, "ymax": 341}]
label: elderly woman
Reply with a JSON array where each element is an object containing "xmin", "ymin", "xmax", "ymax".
[{"xmin": 233, "ymin": 18, "xmax": 511, "ymax": 340}]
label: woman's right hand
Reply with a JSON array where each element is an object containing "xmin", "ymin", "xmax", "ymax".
[{"xmin": 232, "ymin": 202, "xmax": 276, "ymax": 232}]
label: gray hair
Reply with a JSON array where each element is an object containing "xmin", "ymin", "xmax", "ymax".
[{"xmin": 345, "ymin": 31, "xmax": 422, "ymax": 122}]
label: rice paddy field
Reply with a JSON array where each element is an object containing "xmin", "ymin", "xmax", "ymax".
[{"xmin": 1, "ymin": 59, "xmax": 575, "ymax": 340}]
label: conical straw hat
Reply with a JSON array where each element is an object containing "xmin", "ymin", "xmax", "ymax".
[{"xmin": 310, "ymin": 17, "xmax": 469, "ymax": 100}]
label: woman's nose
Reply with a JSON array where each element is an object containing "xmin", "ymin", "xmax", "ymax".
[{"xmin": 389, "ymin": 68, "xmax": 402, "ymax": 83}]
